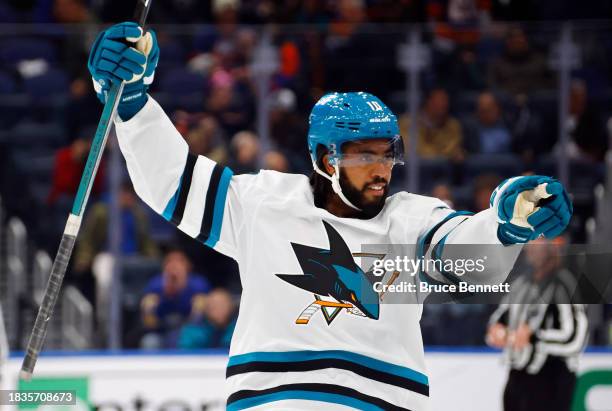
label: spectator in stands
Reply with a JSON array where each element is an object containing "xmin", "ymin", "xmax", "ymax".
[
  {"xmin": 205, "ymin": 70, "xmax": 254, "ymax": 136},
  {"xmin": 178, "ymin": 288, "xmax": 237, "ymax": 349},
  {"xmin": 324, "ymin": 0, "xmax": 401, "ymax": 100},
  {"xmin": 141, "ymin": 249, "xmax": 212, "ymax": 349},
  {"xmin": 400, "ymin": 88, "xmax": 464, "ymax": 161},
  {"xmin": 431, "ymin": 183, "xmax": 454, "ymax": 208},
  {"xmin": 228, "ymin": 131, "xmax": 260, "ymax": 174},
  {"xmin": 441, "ymin": 45, "xmax": 487, "ymax": 93},
  {"xmin": 327, "ymin": 0, "xmax": 366, "ymax": 44},
  {"xmin": 264, "ymin": 151, "xmax": 290, "ymax": 172},
  {"xmin": 472, "ymin": 173, "xmax": 501, "ymax": 212},
  {"xmin": 488, "ymin": 26, "xmax": 553, "ymax": 97},
  {"xmin": 47, "ymin": 135, "xmax": 106, "ymax": 206},
  {"xmin": 64, "ymin": 77, "xmax": 103, "ymax": 138},
  {"xmin": 184, "ymin": 114, "xmax": 229, "ymax": 165},
  {"xmin": 11, "ymin": 0, "xmax": 91, "ymax": 23},
  {"xmin": 556, "ymin": 79, "xmax": 608, "ymax": 162},
  {"xmin": 74, "ymin": 181, "xmax": 159, "ymax": 274},
  {"xmin": 269, "ymin": 88, "xmax": 309, "ymax": 171},
  {"xmin": 273, "ymin": 40, "xmax": 302, "ymax": 90},
  {"xmin": 294, "ymin": 0, "xmax": 333, "ymax": 25},
  {"xmin": 426, "ymin": 0, "xmax": 488, "ymax": 46},
  {"xmin": 507, "ymin": 94, "xmax": 548, "ymax": 164},
  {"xmin": 53, "ymin": 0, "xmax": 92, "ymax": 23},
  {"xmin": 149, "ymin": 0, "xmax": 211, "ymax": 24},
  {"xmin": 464, "ymin": 91, "xmax": 512, "ymax": 154}
]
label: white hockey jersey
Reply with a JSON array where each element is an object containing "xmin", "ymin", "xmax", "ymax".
[{"xmin": 115, "ymin": 97, "xmax": 519, "ymax": 411}]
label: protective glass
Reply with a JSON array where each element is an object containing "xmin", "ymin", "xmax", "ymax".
[{"xmin": 333, "ymin": 135, "xmax": 405, "ymax": 168}]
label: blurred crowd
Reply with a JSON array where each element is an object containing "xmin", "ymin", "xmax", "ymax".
[
  {"xmin": 1, "ymin": 0, "xmax": 612, "ymax": 347},
  {"xmin": 3, "ymin": 0, "xmax": 612, "ymax": 25}
]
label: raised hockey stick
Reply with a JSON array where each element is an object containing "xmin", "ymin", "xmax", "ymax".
[{"xmin": 19, "ymin": 0, "xmax": 153, "ymax": 381}]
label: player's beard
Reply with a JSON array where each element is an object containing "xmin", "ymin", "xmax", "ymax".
[{"xmin": 339, "ymin": 172, "xmax": 389, "ymax": 218}]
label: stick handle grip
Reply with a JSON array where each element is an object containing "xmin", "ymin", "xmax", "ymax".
[
  {"xmin": 20, "ymin": 233, "xmax": 77, "ymax": 380},
  {"xmin": 133, "ymin": 0, "xmax": 153, "ymax": 27}
]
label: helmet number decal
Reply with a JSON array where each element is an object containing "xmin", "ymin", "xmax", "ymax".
[{"xmin": 366, "ymin": 101, "xmax": 383, "ymax": 111}]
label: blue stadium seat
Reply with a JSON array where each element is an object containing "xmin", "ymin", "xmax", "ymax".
[
  {"xmin": 386, "ymin": 91, "xmax": 407, "ymax": 115},
  {"xmin": 532, "ymin": 156, "xmax": 604, "ymax": 204},
  {"xmin": 455, "ymin": 92, "xmax": 480, "ymax": 118},
  {"xmin": 23, "ymin": 68, "xmax": 69, "ymax": 98},
  {"xmin": 10, "ymin": 149, "xmax": 55, "ymax": 205},
  {"xmin": 12, "ymin": 150, "xmax": 55, "ymax": 177},
  {"xmin": 193, "ymin": 26, "xmax": 219, "ymax": 53},
  {"xmin": 121, "ymin": 256, "xmax": 163, "ymax": 311},
  {"xmin": 388, "ymin": 165, "xmax": 407, "ymax": 194},
  {"xmin": 418, "ymin": 158, "xmax": 454, "ymax": 193},
  {"xmin": 0, "ymin": 70, "xmax": 17, "ymax": 93},
  {"xmin": 10, "ymin": 121, "xmax": 65, "ymax": 147},
  {"xmin": 151, "ymin": 90, "xmax": 204, "ymax": 113},
  {"xmin": 0, "ymin": 38, "xmax": 58, "ymax": 64},
  {"xmin": 475, "ymin": 35, "xmax": 505, "ymax": 65},
  {"xmin": 146, "ymin": 207, "xmax": 175, "ymax": 244},
  {"xmin": 528, "ymin": 90, "xmax": 557, "ymax": 121},
  {"xmin": 464, "ymin": 153, "xmax": 523, "ymax": 180},
  {"xmin": 158, "ymin": 39, "xmax": 185, "ymax": 66},
  {"xmin": 451, "ymin": 184, "xmax": 474, "ymax": 210},
  {"xmin": 150, "ymin": 39, "xmax": 187, "ymax": 84},
  {"xmin": 534, "ymin": 155, "xmax": 557, "ymax": 176},
  {"xmin": 0, "ymin": 4, "xmax": 17, "ymax": 23},
  {"xmin": 569, "ymin": 160, "xmax": 605, "ymax": 197},
  {"xmin": 0, "ymin": 93, "xmax": 28, "ymax": 129},
  {"xmin": 159, "ymin": 67, "xmax": 206, "ymax": 94}
]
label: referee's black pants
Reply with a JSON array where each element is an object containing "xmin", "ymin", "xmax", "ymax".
[{"xmin": 504, "ymin": 359, "xmax": 576, "ymax": 411}]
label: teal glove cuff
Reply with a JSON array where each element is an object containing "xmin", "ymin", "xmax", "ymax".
[{"xmin": 117, "ymin": 83, "xmax": 149, "ymax": 120}]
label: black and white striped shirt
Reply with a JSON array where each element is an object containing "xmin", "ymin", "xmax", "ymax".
[{"xmin": 489, "ymin": 269, "xmax": 588, "ymax": 374}]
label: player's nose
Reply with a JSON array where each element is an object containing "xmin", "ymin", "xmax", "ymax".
[{"xmin": 370, "ymin": 162, "xmax": 391, "ymax": 179}]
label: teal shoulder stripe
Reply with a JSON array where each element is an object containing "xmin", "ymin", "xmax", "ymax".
[
  {"xmin": 431, "ymin": 233, "xmax": 462, "ymax": 286},
  {"xmin": 227, "ymin": 350, "xmax": 428, "ymax": 386},
  {"xmin": 162, "ymin": 179, "xmax": 182, "ymax": 221},
  {"xmin": 227, "ymin": 391, "xmax": 384, "ymax": 411},
  {"xmin": 417, "ymin": 210, "xmax": 473, "ymax": 284},
  {"xmin": 204, "ymin": 167, "xmax": 233, "ymax": 247}
]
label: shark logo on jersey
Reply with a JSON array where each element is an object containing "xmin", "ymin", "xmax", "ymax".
[{"xmin": 276, "ymin": 221, "xmax": 384, "ymax": 325}]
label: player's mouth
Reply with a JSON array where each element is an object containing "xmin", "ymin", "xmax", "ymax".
[{"xmin": 365, "ymin": 183, "xmax": 387, "ymax": 196}]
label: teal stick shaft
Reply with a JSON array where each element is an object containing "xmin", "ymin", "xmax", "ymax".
[{"xmin": 71, "ymin": 81, "xmax": 124, "ymax": 216}]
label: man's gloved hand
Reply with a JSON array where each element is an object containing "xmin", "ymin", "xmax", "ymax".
[
  {"xmin": 490, "ymin": 175, "xmax": 573, "ymax": 245},
  {"xmin": 87, "ymin": 22, "xmax": 159, "ymax": 120}
]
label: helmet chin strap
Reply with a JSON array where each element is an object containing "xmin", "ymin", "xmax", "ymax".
[{"xmin": 313, "ymin": 161, "xmax": 362, "ymax": 211}]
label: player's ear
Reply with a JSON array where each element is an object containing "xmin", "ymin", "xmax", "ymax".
[{"xmin": 322, "ymin": 154, "xmax": 335, "ymax": 176}]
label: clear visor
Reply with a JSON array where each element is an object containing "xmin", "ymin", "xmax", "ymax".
[{"xmin": 332, "ymin": 135, "xmax": 405, "ymax": 168}]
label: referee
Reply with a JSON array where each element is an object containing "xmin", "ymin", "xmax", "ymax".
[{"xmin": 486, "ymin": 237, "xmax": 588, "ymax": 411}]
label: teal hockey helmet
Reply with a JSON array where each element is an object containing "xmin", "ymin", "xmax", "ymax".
[
  {"xmin": 307, "ymin": 92, "xmax": 403, "ymax": 167},
  {"xmin": 307, "ymin": 92, "xmax": 403, "ymax": 211}
]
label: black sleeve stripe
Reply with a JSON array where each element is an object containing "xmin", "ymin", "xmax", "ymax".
[
  {"xmin": 419, "ymin": 211, "xmax": 473, "ymax": 256},
  {"xmin": 196, "ymin": 163, "xmax": 223, "ymax": 244},
  {"xmin": 170, "ymin": 152, "xmax": 198, "ymax": 226}
]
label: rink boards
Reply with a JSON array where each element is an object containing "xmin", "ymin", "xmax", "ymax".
[{"xmin": 1, "ymin": 349, "xmax": 611, "ymax": 410}]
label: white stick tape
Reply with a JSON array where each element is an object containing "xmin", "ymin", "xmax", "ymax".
[{"xmin": 64, "ymin": 213, "xmax": 82, "ymax": 237}]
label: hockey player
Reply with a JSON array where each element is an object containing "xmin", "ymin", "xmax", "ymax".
[{"xmin": 88, "ymin": 23, "xmax": 573, "ymax": 410}]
